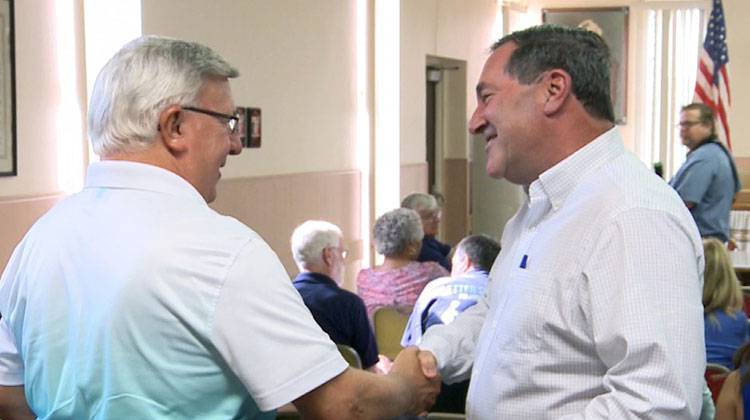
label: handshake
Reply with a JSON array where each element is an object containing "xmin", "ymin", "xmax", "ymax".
[{"xmin": 387, "ymin": 347, "xmax": 443, "ymax": 416}]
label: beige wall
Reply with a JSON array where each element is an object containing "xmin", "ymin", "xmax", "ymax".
[
  {"xmin": 141, "ymin": 0, "xmax": 365, "ymax": 281},
  {"xmin": 4, "ymin": 0, "xmax": 750, "ymax": 272},
  {"xmin": 399, "ymin": 0, "xmax": 500, "ymax": 165},
  {"xmin": 142, "ymin": 0, "xmax": 360, "ymax": 178},
  {"xmin": 0, "ymin": 0, "xmax": 87, "ymax": 197},
  {"xmin": 211, "ymin": 171, "xmax": 362, "ymax": 290},
  {"xmin": 725, "ymin": 0, "xmax": 750, "ymax": 157},
  {"xmin": 0, "ymin": 0, "xmax": 87, "ymax": 268}
]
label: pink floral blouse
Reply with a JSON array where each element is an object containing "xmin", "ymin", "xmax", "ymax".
[{"xmin": 356, "ymin": 261, "xmax": 449, "ymax": 320}]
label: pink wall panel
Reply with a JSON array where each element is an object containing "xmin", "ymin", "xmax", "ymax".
[{"xmin": 210, "ymin": 170, "xmax": 362, "ymax": 290}]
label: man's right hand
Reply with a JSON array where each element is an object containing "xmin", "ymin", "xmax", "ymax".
[{"xmin": 389, "ymin": 346, "xmax": 442, "ymax": 415}]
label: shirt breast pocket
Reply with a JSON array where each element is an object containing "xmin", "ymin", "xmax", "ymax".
[{"xmin": 488, "ymin": 268, "xmax": 554, "ymax": 354}]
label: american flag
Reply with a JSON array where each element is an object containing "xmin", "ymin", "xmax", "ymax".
[{"xmin": 694, "ymin": 0, "xmax": 732, "ymax": 149}]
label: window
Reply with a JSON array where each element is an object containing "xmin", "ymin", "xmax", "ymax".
[{"xmin": 636, "ymin": 7, "xmax": 705, "ymax": 178}]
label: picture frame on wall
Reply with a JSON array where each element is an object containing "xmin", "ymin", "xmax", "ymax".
[
  {"xmin": 0, "ymin": 0, "xmax": 15, "ymax": 176},
  {"xmin": 543, "ymin": 7, "xmax": 629, "ymax": 124}
]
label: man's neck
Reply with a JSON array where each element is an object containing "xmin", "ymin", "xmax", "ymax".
[{"xmin": 689, "ymin": 136, "xmax": 716, "ymax": 152}]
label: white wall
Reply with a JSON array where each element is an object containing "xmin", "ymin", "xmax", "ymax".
[
  {"xmin": 0, "ymin": 0, "xmax": 87, "ymax": 197},
  {"xmin": 399, "ymin": 0, "xmax": 500, "ymax": 165},
  {"xmin": 142, "ymin": 0, "xmax": 360, "ymax": 178}
]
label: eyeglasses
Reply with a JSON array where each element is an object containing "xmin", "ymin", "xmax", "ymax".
[
  {"xmin": 183, "ymin": 106, "xmax": 241, "ymax": 134},
  {"xmin": 677, "ymin": 121, "xmax": 703, "ymax": 128},
  {"xmin": 420, "ymin": 210, "xmax": 442, "ymax": 222},
  {"xmin": 328, "ymin": 246, "xmax": 348, "ymax": 260}
]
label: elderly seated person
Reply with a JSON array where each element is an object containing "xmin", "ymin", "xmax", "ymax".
[
  {"xmin": 399, "ymin": 234, "xmax": 500, "ymax": 414},
  {"xmin": 291, "ymin": 220, "xmax": 390, "ymax": 373},
  {"xmin": 357, "ymin": 208, "xmax": 448, "ymax": 320},
  {"xmin": 401, "ymin": 193, "xmax": 452, "ymax": 271},
  {"xmin": 401, "ymin": 234, "xmax": 500, "ymax": 347}
]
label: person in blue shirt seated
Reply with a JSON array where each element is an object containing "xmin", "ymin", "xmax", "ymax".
[
  {"xmin": 402, "ymin": 234, "xmax": 500, "ymax": 346},
  {"xmin": 401, "ymin": 193, "xmax": 452, "ymax": 271},
  {"xmin": 400, "ymin": 234, "xmax": 501, "ymax": 413},
  {"xmin": 291, "ymin": 220, "xmax": 390, "ymax": 374},
  {"xmin": 703, "ymin": 238, "xmax": 749, "ymax": 370}
]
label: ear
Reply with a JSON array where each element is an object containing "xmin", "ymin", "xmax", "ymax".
[
  {"xmin": 158, "ymin": 105, "xmax": 189, "ymax": 154},
  {"xmin": 458, "ymin": 253, "xmax": 472, "ymax": 273},
  {"xmin": 322, "ymin": 247, "xmax": 335, "ymax": 267},
  {"xmin": 540, "ymin": 69, "xmax": 572, "ymax": 116}
]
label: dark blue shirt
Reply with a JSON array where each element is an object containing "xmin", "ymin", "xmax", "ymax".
[
  {"xmin": 293, "ymin": 272, "xmax": 379, "ymax": 368},
  {"xmin": 418, "ymin": 236, "xmax": 452, "ymax": 271}
]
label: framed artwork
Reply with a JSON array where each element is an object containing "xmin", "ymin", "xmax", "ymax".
[
  {"xmin": 239, "ymin": 107, "xmax": 261, "ymax": 148},
  {"xmin": 0, "ymin": 0, "xmax": 15, "ymax": 175},
  {"xmin": 543, "ymin": 7, "xmax": 629, "ymax": 124}
]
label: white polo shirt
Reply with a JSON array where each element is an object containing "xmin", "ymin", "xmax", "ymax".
[{"xmin": 0, "ymin": 161, "xmax": 347, "ymax": 419}]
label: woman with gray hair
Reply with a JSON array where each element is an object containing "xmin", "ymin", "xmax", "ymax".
[{"xmin": 357, "ymin": 208, "xmax": 448, "ymax": 320}]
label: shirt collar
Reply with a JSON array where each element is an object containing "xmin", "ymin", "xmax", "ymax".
[
  {"xmin": 294, "ymin": 271, "xmax": 338, "ymax": 287},
  {"xmin": 529, "ymin": 126, "xmax": 624, "ymax": 212},
  {"xmin": 84, "ymin": 160, "xmax": 206, "ymax": 205}
]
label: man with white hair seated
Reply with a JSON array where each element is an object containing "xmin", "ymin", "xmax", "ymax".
[
  {"xmin": 401, "ymin": 193, "xmax": 452, "ymax": 271},
  {"xmin": 291, "ymin": 220, "xmax": 389, "ymax": 373}
]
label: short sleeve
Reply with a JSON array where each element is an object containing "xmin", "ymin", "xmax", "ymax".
[
  {"xmin": 670, "ymin": 155, "xmax": 714, "ymax": 204},
  {"xmin": 210, "ymin": 238, "xmax": 347, "ymax": 411},
  {"xmin": 0, "ymin": 318, "xmax": 24, "ymax": 385}
]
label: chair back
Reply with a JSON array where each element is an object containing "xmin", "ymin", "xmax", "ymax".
[
  {"xmin": 373, "ymin": 306, "xmax": 411, "ymax": 360},
  {"xmin": 742, "ymin": 286, "xmax": 750, "ymax": 317},
  {"xmin": 337, "ymin": 344, "xmax": 362, "ymax": 369},
  {"xmin": 705, "ymin": 362, "xmax": 731, "ymax": 403}
]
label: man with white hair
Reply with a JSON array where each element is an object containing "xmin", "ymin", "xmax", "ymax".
[
  {"xmin": 0, "ymin": 36, "xmax": 439, "ymax": 419},
  {"xmin": 291, "ymin": 220, "xmax": 388, "ymax": 373}
]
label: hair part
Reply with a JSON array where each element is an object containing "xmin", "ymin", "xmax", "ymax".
[
  {"xmin": 455, "ymin": 234, "xmax": 501, "ymax": 272},
  {"xmin": 702, "ymin": 238, "xmax": 743, "ymax": 321},
  {"xmin": 373, "ymin": 208, "xmax": 424, "ymax": 257},
  {"xmin": 291, "ymin": 220, "xmax": 343, "ymax": 270},
  {"xmin": 492, "ymin": 24, "xmax": 614, "ymax": 123},
  {"xmin": 88, "ymin": 35, "xmax": 239, "ymax": 156},
  {"xmin": 682, "ymin": 102, "xmax": 716, "ymax": 136}
]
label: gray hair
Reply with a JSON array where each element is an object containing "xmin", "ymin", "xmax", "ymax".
[
  {"xmin": 401, "ymin": 193, "xmax": 439, "ymax": 213},
  {"xmin": 373, "ymin": 208, "xmax": 423, "ymax": 257},
  {"xmin": 492, "ymin": 24, "xmax": 614, "ymax": 123},
  {"xmin": 88, "ymin": 35, "xmax": 239, "ymax": 156},
  {"xmin": 291, "ymin": 220, "xmax": 343, "ymax": 270},
  {"xmin": 455, "ymin": 234, "xmax": 501, "ymax": 272}
]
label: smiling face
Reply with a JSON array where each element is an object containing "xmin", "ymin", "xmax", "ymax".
[
  {"xmin": 182, "ymin": 78, "xmax": 243, "ymax": 202},
  {"xmin": 468, "ymin": 43, "xmax": 544, "ymax": 185}
]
